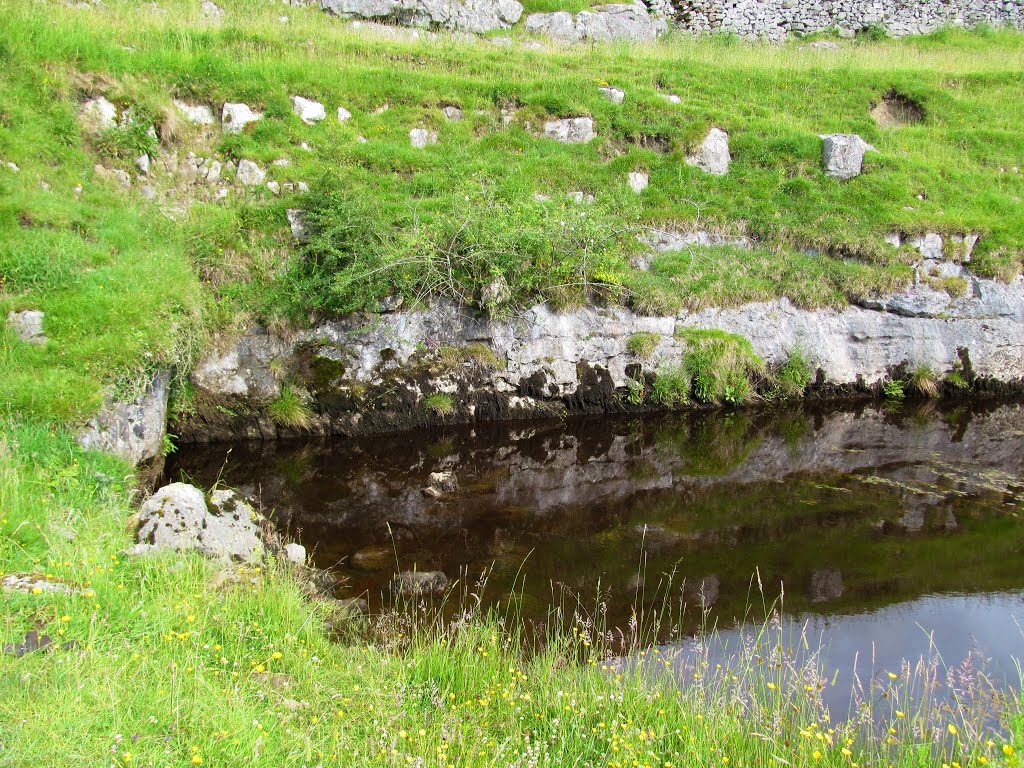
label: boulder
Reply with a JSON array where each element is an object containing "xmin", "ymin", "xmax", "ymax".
[
  {"xmin": 318, "ymin": 0, "xmax": 523, "ymax": 33},
  {"xmin": 628, "ymin": 171, "xmax": 648, "ymax": 193},
  {"xmin": 6, "ymin": 310, "xmax": 46, "ymax": 344},
  {"xmin": 174, "ymin": 100, "xmax": 216, "ymax": 125},
  {"xmin": 820, "ymin": 133, "xmax": 875, "ymax": 180},
  {"xmin": 543, "ymin": 116, "xmax": 595, "ymax": 143},
  {"xmin": 128, "ymin": 483, "xmax": 265, "ymax": 561},
  {"xmin": 79, "ymin": 97, "xmax": 118, "ymax": 132},
  {"xmin": 525, "ymin": 3, "xmax": 666, "ymax": 42},
  {"xmin": 236, "ymin": 159, "xmax": 266, "ymax": 186},
  {"xmin": 222, "ymin": 102, "xmax": 263, "ymax": 134},
  {"xmin": 391, "ymin": 570, "xmax": 449, "ymax": 596},
  {"xmin": 292, "ymin": 96, "xmax": 326, "ymax": 125},
  {"xmin": 410, "ymin": 127, "xmax": 438, "ymax": 148},
  {"xmin": 284, "ymin": 542, "xmax": 307, "ymax": 564},
  {"xmin": 599, "ymin": 86, "xmax": 625, "ymax": 104},
  {"xmin": 441, "ymin": 106, "xmax": 463, "ymax": 121},
  {"xmin": 337, "ymin": 106, "xmax": 352, "ymax": 122},
  {"xmin": 687, "ymin": 127, "xmax": 730, "ymax": 176},
  {"xmin": 908, "ymin": 232, "xmax": 943, "ymax": 260},
  {"xmin": 77, "ymin": 370, "xmax": 170, "ymax": 465}
]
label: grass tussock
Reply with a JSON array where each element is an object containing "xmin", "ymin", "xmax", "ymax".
[{"xmin": 677, "ymin": 327, "xmax": 767, "ymax": 405}]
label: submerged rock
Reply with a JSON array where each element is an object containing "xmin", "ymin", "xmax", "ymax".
[
  {"xmin": 350, "ymin": 544, "xmax": 396, "ymax": 571},
  {"xmin": 391, "ymin": 570, "xmax": 449, "ymax": 596},
  {"xmin": 808, "ymin": 568, "xmax": 844, "ymax": 602},
  {"xmin": 127, "ymin": 483, "xmax": 265, "ymax": 561}
]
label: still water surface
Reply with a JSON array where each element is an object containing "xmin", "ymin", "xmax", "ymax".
[{"xmin": 167, "ymin": 400, "xmax": 1024, "ymax": 707}]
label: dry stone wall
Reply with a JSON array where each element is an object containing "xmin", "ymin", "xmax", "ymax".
[{"xmin": 666, "ymin": 0, "xmax": 1024, "ymax": 40}]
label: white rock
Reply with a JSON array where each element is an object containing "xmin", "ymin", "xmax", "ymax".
[
  {"xmin": 287, "ymin": 209, "xmax": 309, "ymax": 242},
  {"xmin": 661, "ymin": 93, "xmax": 682, "ymax": 104},
  {"xmin": 135, "ymin": 154, "xmax": 150, "ymax": 175},
  {"xmin": 79, "ymin": 97, "xmax": 118, "ymax": 132},
  {"xmin": 284, "ymin": 542, "xmax": 307, "ymax": 564},
  {"xmin": 272, "ymin": 158, "xmax": 291, "ymax": 167},
  {"xmin": 441, "ymin": 106, "xmax": 463, "ymax": 121},
  {"xmin": 4, "ymin": 161, "xmax": 19, "ymax": 173},
  {"xmin": 77, "ymin": 371, "xmax": 170, "ymax": 465},
  {"xmin": 885, "ymin": 232, "xmax": 902, "ymax": 248},
  {"xmin": 543, "ymin": 116, "xmax": 595, "ymax": 143},
  {"xmin": 292, "ymin": 95, "xmax": 326, "ymax": 125},
  {"xmin": 128, "ymin": 483, "xmax": 265, "ymax": 562},
  {"xmin": 140, "ymin": 185, "xmax": 158, "ymax": 201},
  {"xmin": 628, "ymin": 171, "xmax": 648, "ymax": 193},
  {"xmin": 337, "ymin": 106, "xmax": 352, "ymax": 122},
  {"xmin": 6, "ymin": 310, "xmax": 46, "ymax": 344},
  {"xmin": 320, "ymin": 0, "xmax": 523, "ymax": 33},
  {"xmin": 236, "ymin": 159, "xmax": 266, "ymax": 186},
  {"xmin": 909, "ymin": 232, "xmax": 943, "ymax": 260},
  {"xmin": 266, "ymin": 181, "xmax": 281, "ymax": 195},
  {"xmin": 222, "ymin": 102, "xmax": 263, "ymax": 134},
  {"xmin": 599, "ymin": 86, "xmax": 625, "ymax": 104},
  {"xmin": 687, "ymin": 127, "xmax": 730, "ymax": 176},
  {"xmin": 820, "ymin": 133, "xmax": 876, "ymax": 181},
  {"xmin": 201, "ymin": 0, "xmax": 223, "ymax": 17},
  {"xmin": 174, "ymin": 100, "xmax": 216, "ymax": 125},
  {"xmin": 410, "ymin": 128, "xmax": 438, "ymax": 148}
]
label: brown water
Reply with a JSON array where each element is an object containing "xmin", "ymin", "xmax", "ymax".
[{"xmin": 167, "ymin": 400, "xmax": 1024, "ymax": 706}]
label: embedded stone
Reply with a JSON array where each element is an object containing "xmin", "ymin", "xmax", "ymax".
[
  {"xmin": 292, "ymin": 95, "xmax": 326, "ymax": 125},
  {"xmin": 687, "ymin": 127, "xmax": 730, "ymax": 176},
  {"xmin": 410, "ymin": 128, "xmax": 438, "ymax": 148},
  {"xmin": 79, "ymin": 97, "xmax": 118, "ymax": 132},
  {"xmin": 236, "ymin": 159, "xmax": 266, "ymax": 186},
  {"xmin": 337, "ymin": 106, "xmax": 352, "ymax": 122},
  {"xmin": 820, "ymin": 133, "xmax": 875, "ymax": 180},
  {"xmin": 599, "ymin": 86, "xmax": 625, "ymax": 104},
  {"xmin": 628, "ymin": 171, "xmax": 648, "ymax": 193},
  {"xmin": 6, "ymin": 310, "xmax": 46, "ymax": 344},
  {"xmin": 174, "ymin": 100, "xmax": 216, "ymax": 125},
  {"xmin": 222, "ymin": 102, "xmax": 263, "ymax": 134},
  {"xmin": 391, "ymin": 570, "xmax": 449, "ymax": 596},
  {"xmin": 543, "ymin": 116, "xmax": 595, "ymax": 143}
]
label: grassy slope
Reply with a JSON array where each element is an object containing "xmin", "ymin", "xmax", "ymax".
[{"xmin": 1, "ymin": 1, "xmax": 1024, "ymax": 765}]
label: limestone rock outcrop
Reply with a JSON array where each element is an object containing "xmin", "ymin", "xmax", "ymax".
[
  {"xmin": 319, "ymin": 0, "xmax": 523, "ymax": 33},
  {"xmin": 77, "ymin": 370, "xmax": 170, "ymax": 465},
  {"xmin": 525, "ymin": 3, "xmax": 667, "ymax": 42}
]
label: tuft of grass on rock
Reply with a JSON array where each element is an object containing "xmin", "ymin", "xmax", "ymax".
[
  {"xmin": 269, "ymin": 385, "xmax": 313, "ymax": 428},
  {"xmin": 424, "ymin": 392, "xmax": 455, "ymax": 415},
  {"xmin": 677, "ymin": 327, "xmax": 766, "ymax": 405},
  {"xmin": 627, "ymin": 331, "xmax": 661, "ymax": 359}
]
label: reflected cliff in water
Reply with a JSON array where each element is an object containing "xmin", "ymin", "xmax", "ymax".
[{"xmin": 167, "ymin": 400, "xmax": 1024, "ymax": 642}]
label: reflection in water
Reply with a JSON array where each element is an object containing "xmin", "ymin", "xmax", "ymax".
[{"xmin": 168, "ymin": 400, "xmax": 1024, "ymax": 698}]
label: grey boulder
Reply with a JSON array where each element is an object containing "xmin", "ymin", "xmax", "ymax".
[
  {"xmin": 236, "ymin": 159, "xmax": 266, "ymax": 186},
  {"xmin": 687, "ymin": 128, "xmax": 730, "ymax": 176},
  {"xmin": 821, "ymin": 133, "xmax": 876, "ymax": 180},
  {"xmin": 128, "ymin": 483, "xmax": 265, "ymax": 561}
]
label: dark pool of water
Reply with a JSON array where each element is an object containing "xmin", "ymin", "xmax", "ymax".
[{"xmin": 167, "ymin": 399, "xmax": 1024, "ymax": 699}]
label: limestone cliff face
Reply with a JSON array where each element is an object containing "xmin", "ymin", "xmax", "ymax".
[{"xmin": 177, "ymin": 267, "xmax": 1024, "ymax": 443}]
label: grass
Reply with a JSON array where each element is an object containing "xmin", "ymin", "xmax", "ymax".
[
  {"xmin": 678, "ymin": 328, "xmax": 766, "ymax": 405},
  {"xmin": 269, "ymin": 385, "xmax": 314, "ymax": 428},
  {"xmin": 423, "ymin": 392, "xmax": 456, "ymax": 415},
  {"xmin": 627, "ymin": 331, "xmax": 661, "ymax": 358},
  {"xmin": 1, "ymin": 0, "xmax": 1023, "ymax": 764}
]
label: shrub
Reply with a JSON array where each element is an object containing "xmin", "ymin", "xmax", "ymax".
[
  {"xmin": 424, "ymin": 393, "xmax": 455, "ymax": 415},
  {"xmin": 627, "ymin": 332, "xmax": 661, "ymax": 359},
  {"xmin": 676, "ymin": 328, "xmax": 765, "ymax": 405},
  {"xmin": 651, "ymin": 363, "xmax": 689, "ymax": 407},
  {"xmin": 269, "ymin": 386, "xmax": 313, "ymax": 428}
]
